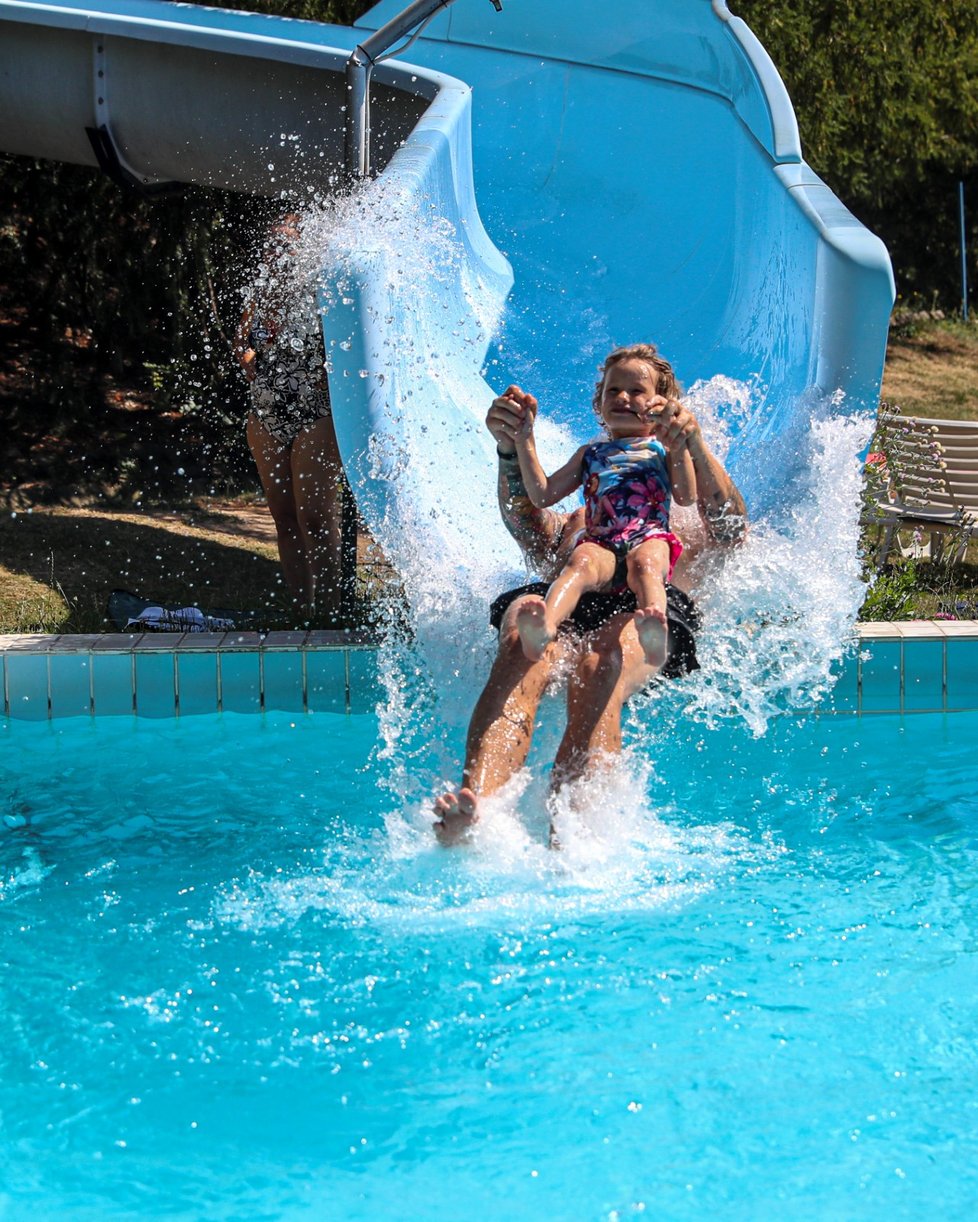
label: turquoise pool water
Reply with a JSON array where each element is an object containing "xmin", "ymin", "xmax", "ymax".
[{"xmin": 2, "ymin": 706, "xmax": 977, "ymax": 1219}]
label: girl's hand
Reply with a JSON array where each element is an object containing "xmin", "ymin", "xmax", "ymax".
[
  {"xmin": 240, "ymin": 348, "xmax": 258, "ymax": 383},
  {"xmin": 487, "ymin": 385, "xmax": 538, "ymax": 451},
  {"xmin": 645, "ymin": 395, "xmax": 701, "ymax": 449}
]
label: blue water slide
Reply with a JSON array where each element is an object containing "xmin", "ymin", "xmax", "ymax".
[{"xmin": 0, "ymin": 0, "xmax": 894, "ymax": 573}]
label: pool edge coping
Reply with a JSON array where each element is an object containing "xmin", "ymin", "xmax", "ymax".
[
  {"xmin": 0, "ymin": 628, "xmax": 379, "ymax": 653},
  {"xmin": 3, "ymin": 620, "xmax": 977, "ymax": 654}
]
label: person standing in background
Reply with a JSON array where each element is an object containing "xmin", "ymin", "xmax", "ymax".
[{"xmin": 236, "ymin": 212, "xmax": 346, "ymax": 623}]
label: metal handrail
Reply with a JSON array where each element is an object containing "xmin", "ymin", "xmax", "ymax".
[{"xmin": 344, "ymin": 0, "xmax": 502, "ymax": 179}]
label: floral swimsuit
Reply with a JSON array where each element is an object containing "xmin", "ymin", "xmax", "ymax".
[
  {"xmin": 248, "ymin": 279, "xmax": 330, "ymax": 448},
  {"xmin": 580, "ymin": 436, "xmax": 683, "ymax": 578}
]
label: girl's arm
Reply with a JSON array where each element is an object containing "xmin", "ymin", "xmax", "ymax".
[
  {"xmin": 515, "ymin": 435, "xmax": 587, "ymax": 508},
  {"xmin": 667, "ymin": 442, "xmax": 698, "ymax": 507}
]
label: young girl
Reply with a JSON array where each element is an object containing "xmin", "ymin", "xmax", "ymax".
[{"xmin": 509, "ymin": 343, "xmax": 697, "ymax": 666}]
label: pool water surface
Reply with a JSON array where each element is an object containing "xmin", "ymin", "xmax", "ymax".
[{"xmin": 2, "ymin": 706, "xmax": 977, "ymax": 1219}]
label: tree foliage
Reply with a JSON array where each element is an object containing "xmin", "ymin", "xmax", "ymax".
[
  {"xmin": 732, "ymin": 0, "xmax": 978, "ymax": 305},
  {"xmin": 0, "ymin": 156, "xmax": 268, "ymax": 492},
  {"xmin": 226, "ymin": 0, "xmax": 367, "ymax": 22}
]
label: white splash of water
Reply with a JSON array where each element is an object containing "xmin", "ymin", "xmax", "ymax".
[
  {"xmin": 207, "ymin": 751, "xmax": 780, "ymax": 935},
  {"xmin": 242, "ymin": 188, "xmax": 874, "ymax": 876},
  {"xmin": 0, "ymin": 846, "xmax": 55, "ymax": 902},
  {"xmin": 635, "ymin": 401, "xmax": 874, "ymax": 736}
]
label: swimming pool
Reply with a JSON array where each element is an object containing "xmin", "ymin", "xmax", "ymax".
[{"xmin": 2, "ymin": 704, "xmax": 976, "ymax": 1218}]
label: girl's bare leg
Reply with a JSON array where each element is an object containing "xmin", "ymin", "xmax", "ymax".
[
  {"xmin": 515, "ymin": 542, "xmax": 616, "ymax": 661},
  {"xmin": 626, "ymin": 539, "xmax": 671, "ymax": 667},
  {"xmin": 246, "ymin": 413, "xmax": 307, "ymax": 608}
]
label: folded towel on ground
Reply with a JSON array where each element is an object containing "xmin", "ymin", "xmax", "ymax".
[
  {"xmin": 124, "ymin": 605, "xmax": 237, "ymax": 632},
  {"xmin": 107, "ymin": 588, "xmax": 264, "ymax": 633}
]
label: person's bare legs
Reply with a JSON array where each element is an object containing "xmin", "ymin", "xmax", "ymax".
[
  {"xmin": 434, "ymin": 598, "xmax": 569, "ymax": 844},
  {"xmin": 625, "ymin": 539, "xmax": 671, "ymax": 668},
  {"xmin": 551, "ymin": 611, "xmax": 661, "ymax": 792},
  {"xmin": 246, "ymin": 412, "xmax": 307, "ymax": 607},
  {"xmin": 291, "ymin": 416, "xmax": 345, "ymax": 622},
  {"xmin": 515, "ymin": 542, "xmax": 616, "ymax": 661}
]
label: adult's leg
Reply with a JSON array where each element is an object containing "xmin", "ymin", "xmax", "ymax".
[
  {"xmin": 434, "ymin": 597, "xmax": 570, "ymax": 843},
  {"xmin": 246, "ymin": 412, "xmax": 307, "ymax": 606},
  {"xmin": 551, "ymin": 612, "xmax": 658, "ymax": 790},
  {"xmin": 290, "ymin": 415, "xmax": 345, "ymax": 621},
  {"xmin": 625, "ymin": 539, "xmax": 671, "ymax": 667},
  {"xmin": 516, "ymin": 542, "xmax": 616, "ymax": 661}
]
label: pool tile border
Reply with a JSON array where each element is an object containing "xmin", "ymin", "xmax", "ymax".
[
  {"xmin": 1, "ymin": 630, "xmax": 382, "ymax": 720},
  {"xmin": 3, "ymin": 622, "xmax": 978, "ymax": 719},
  {"xmin": 819, "ymin": 620, "xmax": 978, "ymax": 716}
]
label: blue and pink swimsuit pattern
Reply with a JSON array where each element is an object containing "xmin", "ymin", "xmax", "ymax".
[{"xmin": 579, "ymin": 436, "xmax": 683, "ymax": 578}]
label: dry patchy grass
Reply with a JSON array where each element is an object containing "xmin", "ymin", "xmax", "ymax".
[
  {"xmin": 0, "ymin": 502, "xmax": 398, "ymax": 634},
  {"xmin": 881, "ymin": 318, "xmax": 978, "ymax": 420},
  {"xmin": 0, "ymin": 503, "xmax": 292, "ymax": 633}
]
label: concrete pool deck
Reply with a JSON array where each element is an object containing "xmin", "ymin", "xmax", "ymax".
[{"xmin": 1, "ymin": 621, "xmax": 977, "ymax": 719}]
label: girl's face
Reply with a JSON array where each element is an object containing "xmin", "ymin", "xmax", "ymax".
[{"xmin": 598, "ymin": 358, "xmax": 659, "ymax": 438}]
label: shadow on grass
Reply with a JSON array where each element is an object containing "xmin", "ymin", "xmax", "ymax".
[{"xmin": 0, "ymin": 509, "xmax": 294, "ymax": 633}]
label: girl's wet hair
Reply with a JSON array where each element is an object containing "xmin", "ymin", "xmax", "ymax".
[{"xmin": 593, "ymin": 343, "xmax": 682, "ymax": 415}]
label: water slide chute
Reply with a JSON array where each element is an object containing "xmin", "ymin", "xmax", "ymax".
[{"xmin": 0, "ymin": 0, "xmax": 894, "ymax": 579}]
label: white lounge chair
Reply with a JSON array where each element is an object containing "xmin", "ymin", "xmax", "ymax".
[{"xmin": 867, "ymin": 415, "xmax": 978, "ymax": 565}]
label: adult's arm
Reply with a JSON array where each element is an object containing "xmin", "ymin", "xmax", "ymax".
[
  {"xmin": 488, "ymin": 387, "xmax": 567, "ymax": 573},
  {"xmin": 688, "ymin": 431, "xmax": 748, "ymax": 544},
  {"xmin": 651, "ymin": 397, "xmax": 748, "ymax": 545},
  {"xmin": 665, "ymin": 438, "xmax": 698, "ymax": 508}
]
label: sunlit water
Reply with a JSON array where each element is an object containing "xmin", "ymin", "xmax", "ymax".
[{"xmin": 2, "ymin": 707, "xmax": 978, "ymax": 1219}]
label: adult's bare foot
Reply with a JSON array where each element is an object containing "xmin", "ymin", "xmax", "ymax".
[
  {"xmin": 635, "ymin": 606, "xmax": 669, "ymax": 667},
  {"xmin": 433, "ymin": 787, "xmax": 479, "ymax": 845},
  {"xmin": 515, "ymin": 596, "xmax": 555, "ymax": 662}
]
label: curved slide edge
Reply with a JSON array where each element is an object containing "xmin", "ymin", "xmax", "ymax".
[
  {"xmin": 360, "ymin": 0, "xmax": 799, "ymax": 163},
  {"xmin": 712, "ymin": 2, "xmax": 801, "ymax": 164},
  {"xmin": 776, "ymin": 164, "xmax": 896, "ymax": 406},
  {"xmin": 318, "ymin": 74, "xmax": 516, "ymax": 580},
  {"xmin": 353, "ymin": 0, "xmax": 894, "ymax": 519},
  {"xmin": 719, "ymin": 4, "xmax": 896, "ymax": 411}
]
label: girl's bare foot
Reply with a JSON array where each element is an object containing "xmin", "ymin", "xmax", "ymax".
[
  {"xmin": 635, "ymin": 606, "xmax": 669, "ymax": 668},
  {"xmin": 433, "ymin": 787, "xmax": 479, "ymax": 844},
  {"xmin": 515, "ymin": 596, "xmax": 555, "ymax": 661}
]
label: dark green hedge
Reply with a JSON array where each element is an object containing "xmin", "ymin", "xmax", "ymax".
[{"xmin": 732, "ymin": 0, "xmax": 978, "ymax": 308}]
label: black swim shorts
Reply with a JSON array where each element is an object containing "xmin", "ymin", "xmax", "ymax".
[{"xmin": 488, "ymin": 582, "xmax": 701, "ymax": 680}]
